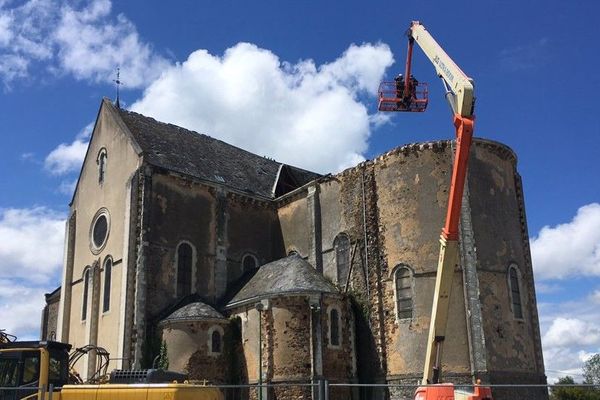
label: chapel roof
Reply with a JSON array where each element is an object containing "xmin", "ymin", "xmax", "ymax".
[
  {"xmin": 226, "ymin": 254, "xmax": 339, "ymax": 308},
  {"xmin": 114, "ymin": 101, "xmax": 320, "ymax": 199},
  {"xmin": 160, "ymin": 301, "xmax": 226, "ymax": 324}
]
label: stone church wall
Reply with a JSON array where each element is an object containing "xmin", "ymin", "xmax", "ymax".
[
  {"xmin": 275, "ymin": 139, "xmax": 546, "ymax": 400},
  {"xmin": 161, "ymin": 319, "xmax": 229, "ymax": 384},
  {"xmin": 144, "ymin": 171, "xmax": 217, "ymax": 315},
  {"xmin": 466, "ymin": 142, "xmax": 547, "ymax": 398},
  {"xmin": 370, "ymin": 142, "xmax": 472, "ymax": 380},
  {"xmin": 143, "ymin": 171, "xmax": 282, "ymax": 319}
]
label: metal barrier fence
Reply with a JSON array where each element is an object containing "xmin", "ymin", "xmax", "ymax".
[{"xmin": 1, "ymin": 382, "xmax": 599, "ymax": 400}]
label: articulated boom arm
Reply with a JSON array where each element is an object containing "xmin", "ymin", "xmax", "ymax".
[
  {"xmin": 409, "ymin": 22, "xmax": 475, "ymax": 118},
  {"xmin": 406, "ymin": 21, "xmax": 476, "ymax": 385}
]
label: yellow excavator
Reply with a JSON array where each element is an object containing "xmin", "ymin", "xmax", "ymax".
[
  {"xmin": 378, "ymin": 21, "xmax": 492, "ymax": 400},
  {"xmin": 0, "ymin": 333, "xmax": 222, "ymax": 400}
]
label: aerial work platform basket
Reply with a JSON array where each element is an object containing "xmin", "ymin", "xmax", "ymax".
[{"xmin": 378, "ymin": 80, "xmax": 429, "ymax": 112}]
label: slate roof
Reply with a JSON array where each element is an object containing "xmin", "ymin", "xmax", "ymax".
[
  {"xmin": 115, "ymin": 104, "xmax": 320, "ymax": 199},
  {"xmin": 226, "ymin": 254, "xmax": 339, "ymax": 308},
  {"xmin": 160, "ymin": 301, "xmax": 225, "ymax": 324}
]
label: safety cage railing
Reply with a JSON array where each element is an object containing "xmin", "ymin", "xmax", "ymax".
[{"xmin": 378, "ymin": 81, "xmax": 429, "ymax": 112}]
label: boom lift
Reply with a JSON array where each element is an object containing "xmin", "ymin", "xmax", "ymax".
[{"xmin": 378, "ymin": 22, "xmax": 491, "ymax": 400}]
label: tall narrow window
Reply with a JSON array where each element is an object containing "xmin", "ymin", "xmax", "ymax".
[
  {"xmin": 82, "ymin": 268, "xmax": 90, "ymax": 321},
  {"xmin": 508, "ymin": 264, "xmax": 523, "ymax": 319},
  {"xmin": 334, "ymin": 233, "xmax": 351, "ymax": 286},
  {"xmin": 103, "ymin": 258, "xmax": 112, "ymax": 313},
  {"xmin": 211, "ymin": 330, "xmax": 222, "ymax": 353},
  {"xmin": 329, "ymin": 308, "xmax": 341, "ymax": 347},
  {"xmin": 394, "ymin": 265, "xmax": 413, "ymax": 320},
  {"xmin": 97, "ymin": 149, "xmax": 107, "ymax": 184},
  {"xmin": 208, "ymin": 326, "xmax": 224, "ymax": 355},
  {"xmin": 176, "ymin": 242, "xmax": 193, "ymax": 297}
]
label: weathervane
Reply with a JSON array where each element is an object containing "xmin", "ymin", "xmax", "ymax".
[{"xmin": 113, "ymin": 67, "xmax": 123, "ymax": 108}]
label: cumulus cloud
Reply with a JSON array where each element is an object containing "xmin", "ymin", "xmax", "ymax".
[
  {"xmin": 53, "ymin": 0, "xmax": 169, "ymax": 87},
  {"xmin": 0, "ymin": 0, "xmax": 168, "ymax": 87},
  {"xmin": 44, "ymin": 122, "xmax": 93, "ymax": 175},
  {"xmin": 538, "ymin": 295, "xmax": 600, "ymax": 382},
  {"xmin": 543, "ymin": 317, "xmax": 600, "ymax": 348},
  {"xmin": 132, "ymin": 42, "xmax": 394, "ymax": 173},
  {"xmin": 531, "ymin": 203, "xmax": 600, "ymax": 279},
  {"xmin": 0, "ymin": 280, "xmax": 49, "ymax": 339},
  {"xmin": 44, "ymin": 137, "xmax": 88, "ymax": 175},
  {"xmin": 0, "ymin": 207, "xmax": 65, "ymax": 283},
  {"xmin": 0, "ymin": 207, "xmax": 63, "ymax": 338}
]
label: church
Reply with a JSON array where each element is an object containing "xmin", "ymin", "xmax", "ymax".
[{"xmin": 44, "ymin": 98, "xmax": 547, "ymax": 399}]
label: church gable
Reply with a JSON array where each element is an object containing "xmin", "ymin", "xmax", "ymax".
[{"xmin": 71, "ymin": 98, "xmax": 142, "ymax": 207}]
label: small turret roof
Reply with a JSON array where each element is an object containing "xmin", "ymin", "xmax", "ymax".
[
  {"xmin": 160, "ymin": 301, "xmax": 225, "ymax": 324},
  {"xmin": 226, "ymin": 254, "xmax": 338, "ymax": 308}
]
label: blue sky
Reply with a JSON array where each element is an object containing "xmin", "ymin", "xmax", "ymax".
[{"xmin": 0, "ymin": 0, "xmax": 599, "ymax": 383}]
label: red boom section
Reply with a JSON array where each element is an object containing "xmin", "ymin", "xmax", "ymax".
[{"xmin": 441, "ymin": 114, "xmax": 474, "ymax": 241}]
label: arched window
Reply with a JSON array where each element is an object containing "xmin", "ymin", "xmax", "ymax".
[
  {"xmin": 394, "ymin": 265, "xmax": 413, "ymax": 320},
  {"xmin": 208, "ymin": 326, "xmax": 224, "ymax": 355},
  {"xmin": 508, "ymin": 264, "xmax": 524, "ymax": 319},
  {"xmin": 211, "ymin": 330, "xmax": 222, "ymax": 353},
  {"xmin": 82, "ymin": 268, "xmax": 90, "ymax": 321},
  {"xmin": 103, "ymin": 257, "xmax": 112, "ymax": 313},
  {"xmin": 334, "ymin": 233, "xmax": 351, "ymax": 285},
  {"xmin": 242, "ymin": 254, "xmax": 258, "ymax": 272},
  {"xmin": 97, "ymin": 148, "xmax": 107, "ymax": 184},
  {"xmin": 176, "ymin": 242, "xmax": 194, "ymax": 297}
]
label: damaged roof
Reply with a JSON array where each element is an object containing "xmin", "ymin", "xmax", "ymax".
[
  {"xmin": 115, "ymin": 103, "xmax": 320, "ymax": 198},
  {"xmin": 160, "ymin": 301, "xmax": 225, "ymax": 324},
  {"xmin": 226, "ymin": 254, "xmax": 339, "ymax": 308}
]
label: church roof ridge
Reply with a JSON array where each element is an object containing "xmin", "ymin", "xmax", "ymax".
[{"xmin": 115, "ymin": 104, "xmax": 320, "ymax": 199}]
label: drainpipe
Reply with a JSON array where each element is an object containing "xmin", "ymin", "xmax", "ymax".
[
  {"xmin": 361, "ymin": 166, "xmax": 370, "ymax": 303},
  {"xmin": 309, "ymin": 296, "xmax": 322, "ymax": 400},
  {"xmin": 255, "ymin": 302, "xmax": 264, "ymax": 400}
]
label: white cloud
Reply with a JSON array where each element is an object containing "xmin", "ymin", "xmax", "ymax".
[
  {"xmin": 0, "ymin": 280, "xmax": 49, "ymax": 339},
  {"xmin": 538, "ymin": 295, "xmax": 600, "ymax": 382},
  {"xmin": 543, "ymin": 317, "xmax": 600, "ymax": 348},
  {"xmin": 0, "ymin": 207, "xmax": 65, "ymax": 284},
  {"xmin": 132, "ymin": 42, "xmax": 394, "ymax": 173},
  {"xmin": 531, "ymin": 203, "xmax": 600, "ymax": 279},
  {"xmin": 0, "ymin": 207, "xmax": 65, "ymax": 340},
  {"xmin": 44, "ymin": 137, "xmax": 88, "ymax": 175},
  {"xmin": 0, "ymin": 0, "xmax": 169, "ymax": 87},
  {"xmin": 44, "ymin": 121, "xmax": 93, "ymax": 175},
  {"xmin": 53, "ymin": 0, "xmax": 169, "ymax": 87}
]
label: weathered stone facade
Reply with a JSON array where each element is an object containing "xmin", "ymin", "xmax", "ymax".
[{"xmin": 47, "ymin": 98, "xmax": 546, "ymax": 400}]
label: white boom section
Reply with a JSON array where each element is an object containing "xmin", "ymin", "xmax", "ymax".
[{"xmin": 409, "ymin": 22, "xmax": 475, "ymax": 117}]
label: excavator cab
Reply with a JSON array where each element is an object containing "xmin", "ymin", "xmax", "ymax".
[{"xmin": 0, "ymin": 341, "xmax": 71, "ymax": 400}]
